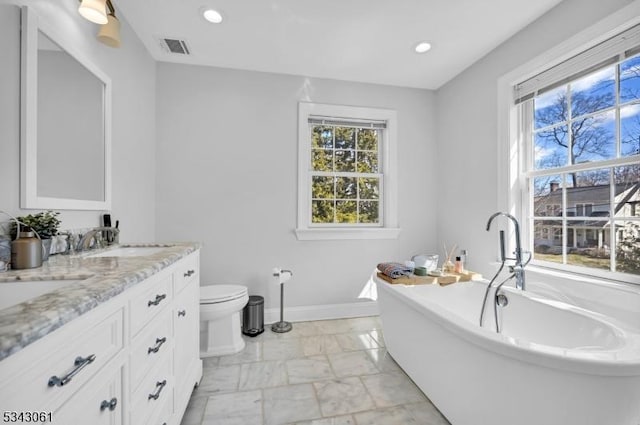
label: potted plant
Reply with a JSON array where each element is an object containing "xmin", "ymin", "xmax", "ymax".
[{"xmin": 12, "ymin": 211, "xmax": 61, "ymax": 261}]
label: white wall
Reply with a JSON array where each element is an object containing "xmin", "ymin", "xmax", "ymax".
[
  {"xmin": 156, "ymin": 64, "xmax": 437, "ymax": 312},
  {"xmin": 435, "ymin": 0, "xmax": 634, "ymax": 277},
  {"xmin": 0, "ymin": 2, "xmax": 156, "ymax": 242}
]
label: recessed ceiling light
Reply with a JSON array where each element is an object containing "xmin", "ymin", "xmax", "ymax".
[
  {"xmin": 414, "ymin": 42, "xmax": 432, "ymax": 54},
  {"xmin": 203, "ymin": 8, "xmax": 223, "ymax": 24}
]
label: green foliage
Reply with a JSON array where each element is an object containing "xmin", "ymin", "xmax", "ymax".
[
  {"xmin": 312, "ymin": 176, "xmax": 333, "ymax": 199},
  {"xmin": 12, "ymin": 211, "xmax": 61, "ymax": 239},
  {"xmin": 335, "ymin": 127, "xmax": 355, "ymax": 149},
  {"xmin": 336, "ymin": 201, "xmax": 357, "ymax": 223},
  {"xmin": 312, "ymin": 200, "xmax": 334, "ymax": 223},
  {"xmin": 357, "ymin": 129, "xmax": 378, "ymax": 151},
  {"xmin": 309, "ymin": 124, "xmax": 381, "ymax": 224},
  {"xmin": 311, "ymin": 125, "xmax": 379, "ymax": 173},
  {"xmin": 617, "ymin": 222, "xmax": 640, "ymax": 274}
]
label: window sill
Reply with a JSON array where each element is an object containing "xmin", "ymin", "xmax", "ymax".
[
  {"xmin": 527, "ymin": 263, "xmax": 640, "ymax": 287},
  {"xmin": 295, "ymin": 228, "xmax": 401, "ymax": 241}
]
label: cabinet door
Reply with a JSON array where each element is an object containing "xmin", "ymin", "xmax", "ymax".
[
  {"xmin": 53, "ymin": 362, "xmax": 123, "ymax": 425},
  {"xmin": 0, "ymin": 307, "xmax": 124, "ymax": 413},
  {"xmin": 173, "ymin": 251, "xmax": 199, "ymax": 295},
  {"xmin": 173, "ymin": 278, "xmax": 200, "ymax": 412}
]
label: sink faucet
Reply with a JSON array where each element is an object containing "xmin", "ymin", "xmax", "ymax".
[
  {"xmin": 77, "ymin": 227, "xmax": 120, "ymax": 251},
  {"xmin": 486, "ymin": 212, "xmax": 526, "ymax": 290}
]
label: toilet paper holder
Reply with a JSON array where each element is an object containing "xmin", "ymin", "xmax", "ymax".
[
  {"xmin": 273, "ymin": 268, "xmax": 293, "ymax": 283},
  {"xmin": 272, "ymin": 267, "xmax": 293, "ymax": 333}
]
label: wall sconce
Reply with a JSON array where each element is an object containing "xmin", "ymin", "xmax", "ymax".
[{"xmin": 78, "ymin": 0, "xmax": 121, "ymax": 48}]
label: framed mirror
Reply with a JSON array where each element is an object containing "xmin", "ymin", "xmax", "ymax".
[{"xmin": 20, "ymin": 6, "xmax": 112, "ymax": 210}]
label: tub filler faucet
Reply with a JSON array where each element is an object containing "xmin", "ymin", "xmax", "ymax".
[
  {"xmin": 486, "ymin": 212, "xmax": 527, "ymax": 291},
  {"xmin": 481, "ymin": 212, "xmax": 532, "ymax": 332}
]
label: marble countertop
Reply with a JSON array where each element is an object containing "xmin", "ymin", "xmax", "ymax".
[{"xmin": 0, "ymin": 242, "xmax": 200, "ymax": 361}]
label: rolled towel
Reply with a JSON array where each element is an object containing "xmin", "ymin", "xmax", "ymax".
[{"xmin": 377, "ymin": 262, "xmax": 413, "ymax": 279}]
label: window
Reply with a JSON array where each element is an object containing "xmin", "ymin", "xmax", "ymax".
[
  {"xmin": 575, "ymin": 203, "xmax": 593, "ymax": 217},
  {"xmin": 514, "ymin": 25, "xmax": 640, "ymax": 279},
  {"xmin": 296, "ymin": 102, "xmax": 399, "ymax": 240},
  {"xmin": 309, "ymin": 121, "xmax": 382, "ymax": 225},
  {"xmin": 545, "ymin": 203, "xmax": 561, "ymax": 217}
]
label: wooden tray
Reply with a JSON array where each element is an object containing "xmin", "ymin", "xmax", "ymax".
[
  {"xmin": 376, "ymin": 272, "xmax": 437, "ymax": 285},
  {"xmin": 376, "ymin": 270, "xmax": 482, "ymax": 286},
  {"xmin": 454, "ymin": 271, "xmax": 483, "ymax": 282},
  {"xmin": 436, "ymin": 270, "xmax": 483, "ymax": 285}
]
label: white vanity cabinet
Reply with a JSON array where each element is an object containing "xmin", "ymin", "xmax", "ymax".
[{"xmin": 0, "ymin": 249, "xmax": 202, "ymax": 425}]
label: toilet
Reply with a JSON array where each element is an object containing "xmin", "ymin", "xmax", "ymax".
[{"xmin": 199, "ymin": 284, "xmax": 249, "ymax": 357}]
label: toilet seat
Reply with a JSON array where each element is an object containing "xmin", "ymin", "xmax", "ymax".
[{"xmin": 200, "ymin": 284, "xmax": 248, "ymax": 304}]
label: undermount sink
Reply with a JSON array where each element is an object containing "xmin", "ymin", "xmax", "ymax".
[
  {"xmin": 0, "ymin": 279, "xmax": 81, "ymax": 311},
  {"xmin": 86, "ymin": 246, "xmax": 169, "ymax": 258}
]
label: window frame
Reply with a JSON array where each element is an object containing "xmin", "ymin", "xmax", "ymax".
[
  {"xmin": 296, "ymin": 102, "xmax": 400, "ymax": 241},
  {"xmin": 521, "ymin": 56, "xmax": 640, "ymax": 282},
  {"xmin": 497, "ymin": 5, "xmax": 640, "ymax": 285}
]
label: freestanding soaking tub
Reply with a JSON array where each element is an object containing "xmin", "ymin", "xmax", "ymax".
[{"xmin": 375, "ymin": 275, "xmax": 640, "ymax": 425}]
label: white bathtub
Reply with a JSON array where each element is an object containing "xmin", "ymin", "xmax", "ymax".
[{"xmin": 375, "ymin": 275, "xmax": 640, "ymax": 425}]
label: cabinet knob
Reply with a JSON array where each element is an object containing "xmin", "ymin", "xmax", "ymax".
[
  {"xmin": 183, "ymin": 270, "xmax": 195, "ymax": 277},
  {"xmin": 100, "ymin": 397, "xmax": 118, "ymax": 412},
  {"xmin": 178, "ymin": 310, "xmax": 187, "ymax": 317}
]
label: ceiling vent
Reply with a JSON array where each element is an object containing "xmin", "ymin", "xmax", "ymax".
[{"xmin": 158, "ymin": 37, "xmax": 191, "ymax": 55}]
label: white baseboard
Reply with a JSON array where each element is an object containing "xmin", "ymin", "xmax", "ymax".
[{"xmin": 264, "ymin": 301, "xmax": 379, "ymax": 324}]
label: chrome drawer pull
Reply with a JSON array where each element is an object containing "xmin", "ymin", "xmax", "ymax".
[
  {"xmin": 48, "ymin": 354, "xmax": 96, "ymax": 387},
  {"xmin": 99, "ymin": 397, "xmax": 118, "ymax": 412},
  {"xmin": 148, "ymin": 380, "xmax": 167, "ymax": 400},
  {"xmin": 183, "ymin": 270, "xmax": 195, "ymax": 277},
  {"xmin": 148, "ymin": 294, "xmax": 167, "ymax": 307},
  {"xmin": 177, "ymin": 310, "xmax": 186, "ymax": 317},
  {"xmin": 148, "ymin": 337, "xmax": 167, "ymax": 354}
]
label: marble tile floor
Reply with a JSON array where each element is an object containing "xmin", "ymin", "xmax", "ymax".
[{"xmin": 180, "ymin": 316, "xmax": 450, "ymax": 425}]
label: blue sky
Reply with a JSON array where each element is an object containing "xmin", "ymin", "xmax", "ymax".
[{"xmin": 533, "ymin": 55, "xmax": 640, "ymax": 169}]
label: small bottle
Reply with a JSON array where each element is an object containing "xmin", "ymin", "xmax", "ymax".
[
  {"xmin": 454, "ymin": 256, "xmax": 463, "ymax": 273},
  {"xmin": 460, "ymin": 249, "xmax": 468, "ymax": 267}
]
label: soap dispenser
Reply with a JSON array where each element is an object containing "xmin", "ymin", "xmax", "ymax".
[{"xmin": 11, "ymin": 231, "xmax": 43, "ymax": 269}]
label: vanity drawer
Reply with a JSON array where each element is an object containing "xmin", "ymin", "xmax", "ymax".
[
  {"xmin": 147, "ymin": 390, "xmax": 173, "ymax": 425},
  {"xmin": 53, "ymin": 362, "xmax": 124, "ymax": 425},
  {"xmin": 130, "ymin": 308, "xmax": 172, "ymax": 392},
  {"xmin": 130, "ymin": 274, "xmax": 173, "ymax": 336},
  {"xmin": 131, "ymin": 354, "xmax": 174, "ymax": 425},
  {"xmin": 0, "ymin": 307, "xmax": 124, "ymax": 412},
  {"xmin": 173, "ymin": 252, "xmax": 199, "ymax": 294}
]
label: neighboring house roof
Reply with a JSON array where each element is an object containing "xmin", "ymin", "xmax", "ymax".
[
  {"xmin": 535, "ymin": 182, "xmax": 640, "ymax": 217},
  {"xmin": 538, "ymin": 184, "xmax": 623, "ymax": 204}
]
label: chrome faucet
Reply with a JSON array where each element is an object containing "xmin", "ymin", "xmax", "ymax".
[
  {"xmin": 486, "ymin": 212, "xmax": 527, "ymax": 290},
  {"xmin": 57, "ymin": 231, "xmax": 76, "ymax": 255},
  {"xmin": 77, "ymin": 227, "xmax": 120, "ymax": 251}
]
